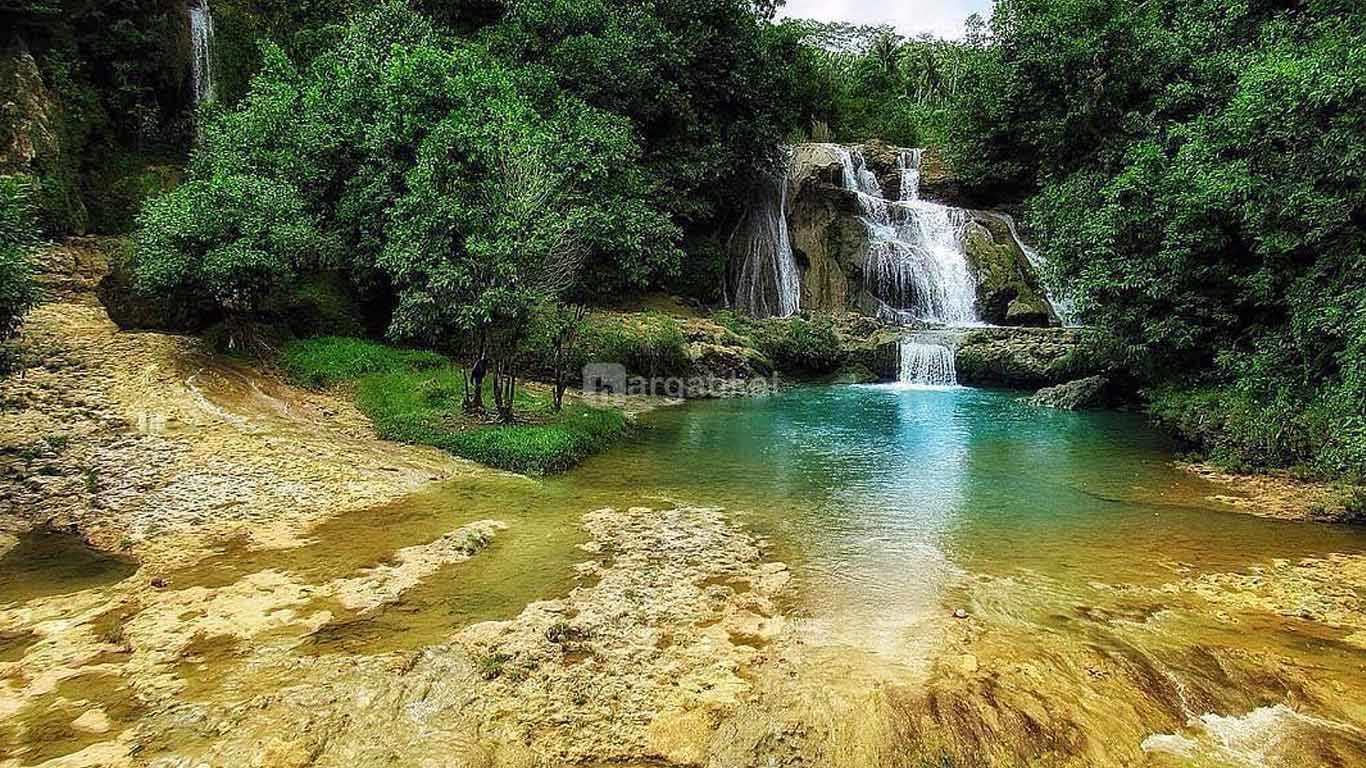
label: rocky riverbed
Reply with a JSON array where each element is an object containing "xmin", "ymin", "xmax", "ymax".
[
  {"xmin": 0, "ymin": 239, "xmax": 466, "ymax": 570},
  {"xmin": 4, "ymin": 240, "xmax": 1366, "ymax": 768}
]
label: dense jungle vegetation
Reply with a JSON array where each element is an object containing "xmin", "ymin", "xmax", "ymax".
[{"xmin": 1, "ymin": 0, "xmax": 1362, "ymax": 480}]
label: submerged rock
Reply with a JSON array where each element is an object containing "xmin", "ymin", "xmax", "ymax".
[{"xmin": 1029, "ymin": 376, "xmax": 1112, "ymax": 411}]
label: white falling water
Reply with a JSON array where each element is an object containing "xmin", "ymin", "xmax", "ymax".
[
  {"xmin": 189, "ymin": 0, "xmax": 217, "ymax": 107},
  {"xmin": 831, "ymin": 146, "xmax": 978, "ymax": 325},
  {"xmin": 999, "ymin": 213, "xmax": 1080, "ymax": 327},
  {"xmin": 897, "ymin": 338, "xmax": 958, "ymax": 388},
  {"xmin": 731, "ymin": 156, "xmax": 800, "ymax": 318}
]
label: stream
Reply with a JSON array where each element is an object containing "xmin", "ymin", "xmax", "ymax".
[{"xmin": 3, "ymin": 384, "xmax": 1365, "ymax": 766}]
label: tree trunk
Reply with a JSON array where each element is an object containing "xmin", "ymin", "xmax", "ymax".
[{"xmin": 467, "ymin": 355, "xmax": 488, "ymax": 412}]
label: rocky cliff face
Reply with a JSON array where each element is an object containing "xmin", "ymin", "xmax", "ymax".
[
  {"xmin": 782, "ymin": 142, "xmax": 1056, "ymax": 327},
  {"xmin": 0, "ymin": 40, "xmax": 88, "ymax": 235}
]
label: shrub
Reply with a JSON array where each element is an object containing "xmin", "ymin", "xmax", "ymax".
[
  {"xmin": 716, "ymin": 311, "xmax": 843, "ymax": 375},
  {"xmin": 134, "ymin": 174, "xmax": 332, "ymax": 344},
  {"xmin": 581, "ymin": 311, "xmax": 689, "ymax": 379},
  {"xmin": 1149, "ymin": 382, "xmax": 1366, "ymax": 481},
  {"xmin": 442, "ymin": 408, "xmax": 628, "ymax": 475},
  {"xmin": 0, "ymin": 176, "xmax": 41, "ymax": 352}
]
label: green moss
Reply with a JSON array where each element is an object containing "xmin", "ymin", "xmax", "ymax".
[
  {"xmin": 715, "ymin": 311, "xmax": 843, "ymax": 375},
  {"xmin": 580, "ymin": 311, "xmax": 688, "ymax": 378}
]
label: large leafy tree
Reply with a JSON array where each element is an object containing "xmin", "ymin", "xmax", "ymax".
[
  {"xmin": 484, "ymin": 0, "xmax": 812, "ymax": 295},
  {"xmin": 137, "ymin": 2, "xmax": 679, "ymax": 393},
  {"xmin": 951, "ymin": 0, "xmax": 1366, "ymax": 477}
]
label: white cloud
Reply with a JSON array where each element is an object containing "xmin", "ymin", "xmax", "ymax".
[{"xmin": 776, "ymin": 0, "xmax": 993, "ymax": 39}]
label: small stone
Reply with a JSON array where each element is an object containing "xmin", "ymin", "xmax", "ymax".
[
  {"xmin": 70, "ymin": 708, "xmax": 111, "ymax": 734},
  {"xmin": 150, "ymin": 576, "xmax": 168, "ymax": 589},
  {"xmin": 953, "ymin": 608, "xmax": 968, "ymax": 619}
]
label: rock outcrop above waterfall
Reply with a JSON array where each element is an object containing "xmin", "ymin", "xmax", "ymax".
[
  {"xmin": 787, "ymin": 144, "xmax": 870, "ymax": 313},
  {"xmin": 782, "ymin": 143, "xmax": 1057, "ymax": 325},
  {"xmin": 962, "ymin": 215, "xmax": 1054, "ymax": 326}
]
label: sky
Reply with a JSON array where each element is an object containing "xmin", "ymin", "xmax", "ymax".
[{"xmin": 777, "ymin": 0, "xmax": 994, "ymax": 39}]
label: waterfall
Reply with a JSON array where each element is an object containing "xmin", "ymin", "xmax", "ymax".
[
  {"xmin": 897, "ymin": 338, "xmax": 958, "ymax": 388},
  {"xmin": 730, "ymin": 155, "xmax": 800, "ymax": 318},
  {"xmin": 898, "ymin": 149, "xmax": 923, "ymax": 202},
  {"xmin": 999, "ymin": 214, "xmax": 1080, "ymax": 327},
  {"xmin": 189, "ymin": 0, "xmax": 216, "ymax": 107},
  {"xmin": 830, "ymin": 146, "xmax": 978, "ymax": 325}
]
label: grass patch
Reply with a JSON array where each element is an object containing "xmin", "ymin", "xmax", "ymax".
[
  {"xmin": 282, "ymin": 337, "xmax": 628, "ymax": 474},
  {"xmin": 282, "ymin": 336, "xmax": 447, "ymax": 388}
]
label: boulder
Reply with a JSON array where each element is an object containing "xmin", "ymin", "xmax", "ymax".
[
  {"xmin": 1029, "ymin": 376, "xmax": 1112, "ymax": 410},
  {"xmin": 787, "ymin": 145, "xmax": 872, "ymax": 313},
  {"xmin": 954, "ymin": 327, "xmax": 1088, "ymax": 388},
  {"xmin": 962, "ymin": 214, "xmax": 1054, "ymax": 327}
]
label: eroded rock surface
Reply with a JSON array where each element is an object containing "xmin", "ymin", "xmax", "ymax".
[{"xmin": 0, "ymin": 239, "xmax": 465, "ymax": 568}]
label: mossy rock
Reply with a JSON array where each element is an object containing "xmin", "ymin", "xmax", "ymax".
[
  {"xmin": 963, "ymin": 217, "xmax": 1053, "ymax": 327},
  {"xmin": 954, "ymin": 328, "xmax": 1090, "ymax": 388}
]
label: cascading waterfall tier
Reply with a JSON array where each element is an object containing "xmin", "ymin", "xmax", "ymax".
[
  {"xmin": 998, "ymin": 213, "xmax": 1079, "ymax": 327},
  {"xmin": 189, "ymin": 0, "xmax": 217, "ymax": 107},
  {"xmin": 831, "ymin": 146, "xmax": 978, "ymax": 325},
  {"xmin": 897, "ymin": 337, "xmax": 959, "ymax": 388},
  {"xmin": 730, "ymin": 153, "xmax": 800, "ymax": 319}
]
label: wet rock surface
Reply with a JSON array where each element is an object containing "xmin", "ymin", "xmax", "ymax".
[
  {"xmin": 0, "ymin": 239, "xmax": 465, "ymax": 568},
  {"xmin": 1030, "ymin": 375, "xmax": 1112, "ymax": 410}
]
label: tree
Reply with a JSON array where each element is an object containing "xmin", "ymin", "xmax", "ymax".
[
  {"xmin": 947, "ymin": 0, "xmax": 1366, "ymax": 477},
  {"xmin": 134, "ymin": 174, "xmax": 329, "ymax": 349},
  {"xmin": 370, "ymin": 35, "xmax": 675, "ymax": 420},
  {"xmin": 485, "ymin": 0, "xmax": 810, "ymax": 298}
]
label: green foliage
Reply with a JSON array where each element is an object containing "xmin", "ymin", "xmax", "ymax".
[
  {"xmin": 281, "ymin": 336, "xmax": 446, "ymax": 389},
  {"xmin": 355, "ymin": 365, "xmax": 627, "ymax": 474},
  {"xmin": 283, "ymin": 335, "xmax": 628, "ymax": 473},
  {"xmin": 156, "ymin": 4, "xmax": 680, "ymax": 357},
  {"xmin": 717, "ymin": 311, "xmax": 842, "ymax": 374},
  {"xmin": 785, "ymin": 21, "xmax": 974, "ymax": 146},
  {"xmin": 0, "ymin": 176, "xmax": 41, "ymax": 350},
  {"xmin": 948, "ymin": 0, "xmax": 1366, "ymax": 479},
  {"xmin": 440, "ymin": 406, "xmax": 628, "ymax": 475},
  {"xmin": 134, "ymin": 174, "xmax": 330, "ymax": 332},
  {"xmin": 486, "ymin": 0, "xmax": 813, "ymax": 299},
  {"xmin": 581, "ymin": 312, "xmax": 689, "ymax": 379}
]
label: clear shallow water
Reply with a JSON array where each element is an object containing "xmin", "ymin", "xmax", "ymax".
[
  {"xmin": 568, "ymin": 385, "xmax": 1363, "ymax": 612},
  {"xmin": 8, "ymin": 384, "xmax": 1366, "ymax": 765},
  {"xmin": 228, "ymin": 383, "xmax": 1366, "ymax": 661}
]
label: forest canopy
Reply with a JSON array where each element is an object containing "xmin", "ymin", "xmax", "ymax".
[
  {"xmin": 945, "ymin": 0, "xmax": 1366, "ymax": 478},
  {"xmin": 4, "ymin": 0, "xmax": 1364, "ymax": 480}
]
